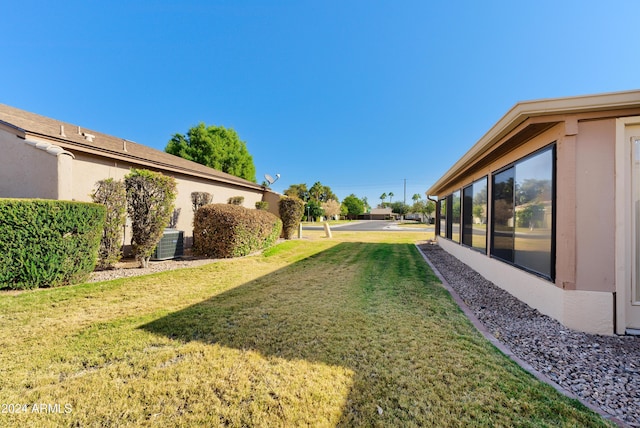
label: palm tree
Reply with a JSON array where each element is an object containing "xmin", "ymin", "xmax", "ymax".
[
  {"xmin": 412, "ymin": 193, "xmax": 421, "ymax": 203},
  {"xmin": 380, "ymin": 193, "xmax": 387, "ymax": 207},
  {"xmin": 389, "ymin": 192, "xmax": 394, "ymax": 203}
]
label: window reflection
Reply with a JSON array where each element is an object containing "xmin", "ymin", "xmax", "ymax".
[
  {"xmin": 451, "ymin": 190, "xmax": 461, "ymax": 243},
  {"xmin": 491, "ymin": 167, "xmax": 515, "ymax": 262},
  {"xmin": 439, "ymin": 199, "xmax": 446, "ymax": 238},
  {"xmin": 462, "ymin": 178, "xmax": 487, "ymax": 252},
  {"xmin": 513, "ymin": 149, "xmax": 553, "ymax": 277}
]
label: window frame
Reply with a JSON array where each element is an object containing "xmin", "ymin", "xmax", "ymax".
[
  {"xmin": 489, "ymin": 144, "xmax": 556, "ymax": 281},
  {"xmin": 462, "ymin": 176, "xmax": 488, "ymax": 253}
]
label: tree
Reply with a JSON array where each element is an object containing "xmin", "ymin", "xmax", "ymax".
[
  {"xmin": 306, "ymin": 200, "xmax": 324, "ymax": 221},
  {"xmin": 362, "ymin": 196, "xmax": 370, "ymax": 213},
  {"xmin": 165, "ymin": 123, "xmax": 256, "ymax": 182},
  {"xmin": 125, "ymin": 169, "xmax": 177, "ymax": 268},
  {"xmin": 391, "ymin": 201, "xmax": 409, "ymax": 217},
  {"xmin": 309, "ymin": 181, "xmax": 337, "ymax": 202},
  {"xmin": 380, "ymin": 193, "xmax": 387, "ymax": 207},
  {"xmin": 283, "ymin": 183, "xmax": 309, "ymax": 201},
  {"xmin": 342, "ymin": 194, "xmax": 365, "ymax": 219},
  {"xmin": 425, "ymin": 199, "xmax": 436, "ymax": 221},
  {"xmin": 322, "ymin": 199, "xmax": 341, "ymax": 220},
  {"xmin": 411, "ymin": 199, "xmax": 436, "ymax": 223},
  {"xmin": 412, "ymin": 193, "xmax": 421, "ymax": 204},
  {"xmin": 91, "ymin": 178, "xmax": 127, "ymax": 269},
  {"xmin": 388, "ymin": 192, "xmax": 394, "ymax": 203}
]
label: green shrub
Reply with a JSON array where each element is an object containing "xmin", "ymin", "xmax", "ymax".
[
  {"xmin": 0, "ymin": 199, "xmax": 105, "ymax": 290},
  {"xmin": 193, "ymin": 204, "xmax": 282, "ymax": 258},
  {"xmin": 255, "ymin": 201, "xmax": 269, "ymax": 210},
  {"xmin": 227, "ymin": 196, "xmax": 245, "ymax": 205},
  {"xmin": 125, "ymin": 169, "xmax": 177, "ymax": 268},
  {"xmin": 191, "ymin": 192, "xmax": 212, "ymax": 214},
  {"xmin": 279, "ymin": 197, "xmax": 304, "ymax": 239},
  {"xmin": 92, "ymin": 178, "xmax": 127, "ymax": 270}
]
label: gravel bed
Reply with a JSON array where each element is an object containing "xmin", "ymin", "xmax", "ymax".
[
  {"xmin": 88, "ymin": 257, "xmax": 219, "ymax": 283},
  {"xmin": 418, "ymin": 243, "xmax": 640, "ymax": 427}
]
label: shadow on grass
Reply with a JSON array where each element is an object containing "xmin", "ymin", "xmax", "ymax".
[{"xmin": 139, "ymin": 242, "xmax": 603, "ymax": 426}]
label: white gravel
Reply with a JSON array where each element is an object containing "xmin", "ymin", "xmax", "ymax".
[
  {"xmin": 88, "ymin": 257, "xmax": 219, "ymax": 283},
  {"xmin": 418, "ymin": 243, "xmax": 639, "ymax": 427}
]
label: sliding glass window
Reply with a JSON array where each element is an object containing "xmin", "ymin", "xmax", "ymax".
[
  {"xmin": 491, "ymin": 167, "xmax": 515, "ymax": 262},
  {"xmin": 462, "ymin": 177, "xmax": 487, "ymax": 252},
  {"xmin": 513, "ymin": 148, "xmax": 554, "ymax": 278},
  {"xmin": 451, "ymin": 190, "xmax": 461, "ymax": 243},
  {"xmin": 490, "ymin": 145, "xmax": 555, "ymax": 279},
  {"xmin": 439, "ymin": 198, "xmax": 446, "ymax": 238}
]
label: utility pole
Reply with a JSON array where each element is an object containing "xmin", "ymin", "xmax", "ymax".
[{"xmin": 403, "ymin": 179, "xmax": 407, "ymax": 206}]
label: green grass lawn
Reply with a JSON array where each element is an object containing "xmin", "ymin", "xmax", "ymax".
[{"xmin": 0, "ymin": 231, "xmax": 610, "ymax": 427}]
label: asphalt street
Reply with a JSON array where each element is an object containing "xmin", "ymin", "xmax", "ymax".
[{"xmin": 302, "ymin": 220, "xmax": 435, "ymax": 232}]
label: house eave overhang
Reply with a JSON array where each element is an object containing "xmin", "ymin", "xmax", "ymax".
[
  {"xmin": 23, "ymin": 130, "xmax": 264, "ymax": 192},
  {"xmin": 427, "ymin": 89, "xmax": 640, "ymax": 197}
]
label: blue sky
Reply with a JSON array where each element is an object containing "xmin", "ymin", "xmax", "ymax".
[{"xmin": 3, "ymin": 1, "xmax": 639, "ymax": 206}]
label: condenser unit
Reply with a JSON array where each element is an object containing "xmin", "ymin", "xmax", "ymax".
[{"xmin": 151, "ymin": 229, "xmax": 184, "ymax": 261}]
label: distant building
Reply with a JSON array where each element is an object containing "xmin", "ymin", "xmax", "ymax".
[
  {"xmin": 359, "ymin": 207, "xmax": 393, "ymax": 220},
  {"xmin": 427, "ymin": 90, "xmax": 640, "ymax": 335}
]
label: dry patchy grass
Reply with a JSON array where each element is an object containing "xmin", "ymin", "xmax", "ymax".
[{"xmin": 0, "ymin": 231, "xmax": 610, "ymax": 427}]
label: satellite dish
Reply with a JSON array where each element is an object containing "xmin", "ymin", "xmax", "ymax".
[{"xmin": 264, "ymin": 173, "xmax": 281, "ymax": 185}]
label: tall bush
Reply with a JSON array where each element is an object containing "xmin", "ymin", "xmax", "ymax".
[
  {"xmin": 227, "ymin": 196, "xmax": 244, "ymax": 205},
  {"xmin": 0, "ymin": 199, "xmax": 105, "ymax": 289},
  {"xmin": 279, "ymin": 197, "xmax": 305, "ymax": 239},
  {"xmin": 91, "ymin": 178, "xmax": 127, "ymax": 269},
  {"xmin": 125, "ymin": 169, "xmax": 177, "ymax": 268},
  {"xmin": 191, "ymin": 192, "xmax": 212, "ymax": 213},
  {"xmin": 255, "ymin": 201, "xmax": 269, "ymax": 210},
  {"xmin": 193, "ymin": 204, "xmax": 281, "ymax": 258}
]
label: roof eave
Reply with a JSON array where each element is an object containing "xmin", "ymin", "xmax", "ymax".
[
  {"xmin": 427, "ymin": 89, "xmax": 640, "ymax": 196},
  {"xmin": 24, "ymin": 131, "xmax": 264, "ymax": 191}
]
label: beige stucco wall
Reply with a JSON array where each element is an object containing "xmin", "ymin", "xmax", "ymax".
[
  {"xmin": 434, "ymin": 118, "xmax": 621, "ymax": 334},
  {"xmin": 0, "ymin": 129, "xmax": 60, "ymax": 199},
  {"xmin": 439, "ymin": 239, "xmax": 614, "ymax": 335},
  {"xmin": 575, "ymin": 119, "xmax": 616, "ymax": 293},
  {"xmin": 70, "ymin": 152, "xmax": 265, "ymax": 248}
]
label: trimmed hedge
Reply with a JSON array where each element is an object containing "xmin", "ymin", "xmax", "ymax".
[
  {"xmin": 279, "ymin": 197, "xmax": 305, "ymax": 239},
  {"xmin": 193, "ymin": 204, "xmax": 282, "ymax": 258},
  {"xmin": 0, "ymin": 199, "xmax": 105, "ymax": 290}
]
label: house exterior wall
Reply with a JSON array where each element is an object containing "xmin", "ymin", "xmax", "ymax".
[
  {"xmin": 575, "ymin": 119, "xmax": 616, "ymax": 293},
  {"xmin": 69, "ymin": 151, "xmax": 265, "ymax": 248},
  {"xmin": 431, "ymin": 116, "xmax": 621, "ymax": 334},
  {"xmin": 0, "ymin": 129, "xmax": 60, "ymax": 199},
  {"xmin": 262, "ymin": 189, "xmax": 283, "ymax": 218}
]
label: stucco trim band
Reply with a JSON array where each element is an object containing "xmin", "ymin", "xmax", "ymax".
[{"xmin": 438, "ymin": 239, "xmax": 614, "ymax": 335}]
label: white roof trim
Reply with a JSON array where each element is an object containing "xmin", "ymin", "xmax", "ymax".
[{"xmin": 25, "ymin": 139, "xmax": 75, "ymax": 159}]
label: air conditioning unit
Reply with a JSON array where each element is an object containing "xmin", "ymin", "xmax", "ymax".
[{"xmin": 151, "ymin": 229, "xmax": 184, "ymax": 261}]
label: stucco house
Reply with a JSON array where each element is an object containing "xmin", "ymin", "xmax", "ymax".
[
  {"xmin": 359, "ymin": 207, "xmax": 394, "ymax": 220},
  {"xmin": 427, "ymin": 89, "xmax": 640, "ymax": 335},
  {"xmin": 0, "ymin": 104, "xmax": 281, "ymax": 248}
]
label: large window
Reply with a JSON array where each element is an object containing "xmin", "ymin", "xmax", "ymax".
[
  {"xmin": 439, "ymin": 198, "xmax": 446, "ymax": 238},
  {"xmin": 451, "ymin": 190, "xmax": 461, "ymax": 243},
  {"xmin": 462, "ymin": 177, "xmax": 488, "ymax": 252},
  {"xmin": 490, "ymin": 146, "xmax": 555, "ymax": 279}
]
